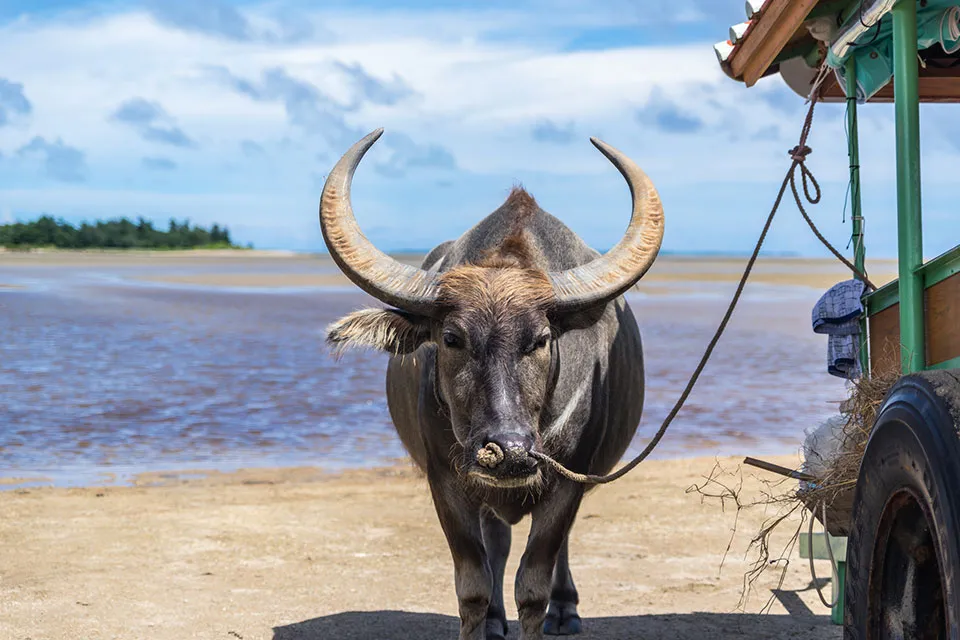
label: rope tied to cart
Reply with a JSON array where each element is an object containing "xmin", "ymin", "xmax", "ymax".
[
  {"xmin": 531, "ymin": 83, "xmax": 876, "ymax": 485},
  {"xmin": 808, "ymin": 500, "xmax": 842, "ymax": 608}
]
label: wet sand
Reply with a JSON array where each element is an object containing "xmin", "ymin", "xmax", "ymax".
[
  {"xmin": 136, "ymin": 266, "xmax": 895, "ymax": 292},
  {"xmin": 1, "ymin": 250, "xmax": 859, "ymax": 479},
  {"xmin": 0, "ymin": 250, "xmax": 899, "ymax": 291},
  {"xmin": 0, "ymin": 456, "xmax": 840, "ymax": 640},
  {"xmin": 2, "ymin": 250, "xmax": 869, "ymax": 472},
  {"xmin": 137, "ymin": 261, "xmax": 898, "ymax": 291}
]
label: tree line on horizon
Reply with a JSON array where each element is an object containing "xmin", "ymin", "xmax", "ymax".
[{"xmin": 0, "ymin": 216, "xmax": 245, "ymax": 250}]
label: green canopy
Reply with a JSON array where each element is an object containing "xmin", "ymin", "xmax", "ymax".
[{"xmin": 828, "ymin": 1, "xmax": 960, "ymax": 102}]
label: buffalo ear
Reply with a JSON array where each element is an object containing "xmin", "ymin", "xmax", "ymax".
[
  {"xmin": 326, "ymin": 308, "xmax": 432, "ymax": 357},
  {"xmin": 548, "ymin": 303, "xmax": 606, "ymax": 333}
]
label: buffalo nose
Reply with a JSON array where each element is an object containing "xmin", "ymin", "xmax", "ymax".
[
  {"xmin": 488, "ymin": 432, "xmax": 533, "ymax": 454},
  {"xmin": 477, "ymin": 433, "xmax": 536, "ymax": 473}
]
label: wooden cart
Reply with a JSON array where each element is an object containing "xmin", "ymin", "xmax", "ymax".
[{"xmin": 718, "ymin": 1, "xmax": 960, "ymax": 636}]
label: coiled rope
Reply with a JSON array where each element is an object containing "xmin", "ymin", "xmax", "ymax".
[{"xmin": 531, "ymin": 88, "xmax": 875, "ymax": 485}]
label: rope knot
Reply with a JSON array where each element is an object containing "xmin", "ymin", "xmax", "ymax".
[{"xmin": 789, "ymin": 145, "xmax": 812, "ymax": 162}]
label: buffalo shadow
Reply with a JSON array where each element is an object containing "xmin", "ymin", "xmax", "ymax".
[{"xmin": 273, "ymin": 609, "xmax": 840, "ymax": 639}]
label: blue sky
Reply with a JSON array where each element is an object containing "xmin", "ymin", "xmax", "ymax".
[{"xmin": 0, "ymin": 0, "xmax": 956, "ymax": 257}]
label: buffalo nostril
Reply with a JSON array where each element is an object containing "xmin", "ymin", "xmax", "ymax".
[{"xmin": 477, "ymin": 442, "xmax": 505, "ymax": 468}]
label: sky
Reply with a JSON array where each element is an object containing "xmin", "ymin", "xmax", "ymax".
[{"xmin": 0, "ymin": 0, "xmax": 957, "ymax": 257}]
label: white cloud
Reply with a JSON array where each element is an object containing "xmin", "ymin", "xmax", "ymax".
[
  {"xmin": 0, "ymin": 2, "xmax": 955, "ymax": 258},
  {"xmin": 0, "ymin": 8, "xmax": 747, "ymax": 174}
]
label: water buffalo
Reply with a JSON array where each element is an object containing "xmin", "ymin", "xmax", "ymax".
[{"xmin": 321, "ymin": 129, "xmax": 664, "ymax": 640}]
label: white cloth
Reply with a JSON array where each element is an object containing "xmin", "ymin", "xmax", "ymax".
[
  {"xmin": 812, "ymin": 279, "xmax": 866, "ymax": 379},
  {"xmin": 801, "ymin": 414, "xmax": 848, "ymax": 487}
]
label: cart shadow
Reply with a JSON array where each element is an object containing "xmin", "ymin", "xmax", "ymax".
[{"xmin": 273, "ymin": 608, "xmax": 840, "ymax": 640}]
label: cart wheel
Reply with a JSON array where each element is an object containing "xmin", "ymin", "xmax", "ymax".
[{"xmin": 844, "ymin": 371, "xmax": 960, "ymax": 639}]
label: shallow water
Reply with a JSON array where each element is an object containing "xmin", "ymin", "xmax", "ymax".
[{"xmin": 0, "ymin": 257, "xmax": 848, "ymax": 487}]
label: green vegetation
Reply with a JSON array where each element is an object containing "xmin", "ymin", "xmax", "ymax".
[{"xmin": 0, "ymin": 216, "xmax": 248, "ymax": 250}]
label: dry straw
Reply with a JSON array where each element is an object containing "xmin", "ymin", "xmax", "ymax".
[{"xmin": 687, "ymin": 367, "xmax": 900, "ymax": 611}]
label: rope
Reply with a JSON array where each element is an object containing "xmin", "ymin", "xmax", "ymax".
[
  {"xmin": 942, "ymin": 7, "xmax": 960, "ymax": 54},
  {"xmin": 531, "ymin": 84, "xmax": 874, "ymax": 485},
  {"xmin": 789, "ymin": 150, "xmax": 876, "ymax": 291},
  {"xmin": 808, "ymin": 501, "xmax": 841, "ymax": 608}
]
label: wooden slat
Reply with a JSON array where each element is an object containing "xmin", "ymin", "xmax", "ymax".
[
  {"xmin": 729, "ymin": 0, "xmax": 820, "ymax": 87},
  {"xmin": 728, "ymin": 0, "xmax": 792, "ymax": 79},
  {"xmin": 927, "ymin": 272, "xmax": 960, "ymax": 367},
  {"xmin": 819, "ymin": 67, "xmax": 960, "ymax": 103},
  {"xmin": 869, "ymin": 304, "xmax": 901, "ymax": 377},
  {"xmin": 869, "ymin": 271, "xmax": 960, "ymax": 376}
]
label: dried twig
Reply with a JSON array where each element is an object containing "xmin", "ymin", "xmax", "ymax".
[{"xmin": 689, "ymin": 369, "xmax": 897, "ymax": 612}]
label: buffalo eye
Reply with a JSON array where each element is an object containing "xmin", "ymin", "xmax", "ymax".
[
  {"xmin": 522, "ymin": 333, "xmax": 550, "ymax": 355},
  {"xmin": 442, "ymin": 331, "xmax": 463, "ymax": 349}
]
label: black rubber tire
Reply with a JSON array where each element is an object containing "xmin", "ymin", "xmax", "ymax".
[{"xmin": 844, "ymin": 371, "xmax": 960, "ymax": 640}]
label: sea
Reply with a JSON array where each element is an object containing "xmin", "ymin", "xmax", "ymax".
[{"xmin": 0, "ymin": 254, "xmax": 849, "ymax": 488}]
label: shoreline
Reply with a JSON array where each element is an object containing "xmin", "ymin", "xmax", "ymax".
[
  {"xmin": 0, "ymin": 437, "xmax": 805, "ymax": 491},
  {"xmin": 0, "ymin": 246, "xmax": 904, "ymax": 259},
  {"xmin": 0, "ymin": 247, "xmax": 299, "ymax": 259},
  {"xmin": 0, "ymin": 455, "xmax": 840, "ymax": 640},
  {"xmin": 0, "ymin": 251, "xmax": 900, "ymax": 291},
  {"xmin": 0, "ymin": 248, "xmax": 900, "ymax": 263}
]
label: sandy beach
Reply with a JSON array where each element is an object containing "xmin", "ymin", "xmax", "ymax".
[
  {"xmin": 0, "ymin": 251, "xmax": 857, "ymax": 639},
  {"xmin": 0, "ymin": 455, "xmax": 841, "ymax": 640}
]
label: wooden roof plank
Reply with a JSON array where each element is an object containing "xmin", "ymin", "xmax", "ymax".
[
  {"xmin": 744, "ymin": 0, "xmax": 820, "ymax": 86},
  {"xmin": 729, "ymin": 0, "xmax": 820, "ymax": 87}
]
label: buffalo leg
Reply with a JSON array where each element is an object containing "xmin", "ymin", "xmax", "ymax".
[
  {"xmin": 543, "ymin": 535, "xmax": 581, "ymax": 635},
  {"xmin": 515, "ymin": 484, "xmax": 584, "ymax": 640},
  {"xmin": 428, "ymin": 472, "xmax": 491, "ymax": 640},
  {"xmin": 480, "ymin": 508, "xmax": 511, "ymax": 640}
]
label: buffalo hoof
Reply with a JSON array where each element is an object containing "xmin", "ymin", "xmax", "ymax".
[
  {"xmin": 543, "ymin": 602, "xmax": 582, "ymax": 636},
  {"xmin": 485, "ymin": 617, "xmax": 508, "ymax": 640}
]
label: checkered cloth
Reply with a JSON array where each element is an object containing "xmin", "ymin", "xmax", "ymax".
[{"xmin": 811, "ymin": 279, "xmax": 866, "ymax": 379}]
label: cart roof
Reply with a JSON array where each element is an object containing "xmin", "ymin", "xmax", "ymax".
[{"xmin": 718, "ymin": 0, "xmax": 960, "ymax": 103}]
